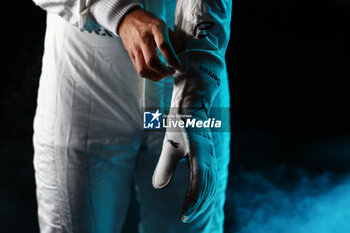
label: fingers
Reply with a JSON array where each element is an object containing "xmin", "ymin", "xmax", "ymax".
[
  {"xmin": 118, "ymin": 8, "xmax": 180, "ymax": 81},
  {"xmin": 131, "ymin": 38, "xmax": 176, "ymax": 81},
  {"xmin": 152, "ymin": 135, "xmax": 184, "ymax": 189},
  {"xmin": 182, "ymin": 156, "xmax": 200, "ymax": 220},
  {"xmin": 131, "ymin": 50, "xmax": 163, "ymax": 82},
  {"xmin": 153, "ymin": 25, "xmax": 181, "ymax": 70},
  {"xmin": 182, "ymin": 167, "xmax": 217, "ymax": 223},
  {"xmin": 181, "ymin": 131, "xmax": 218, "ymax": 223},
  {"xmin": 168, "ymin": 28, "xmax": 185, "ymax": 53},
  {"xmin": 141, "ymin": 41, "xmax": 176, "ymax": 77}
]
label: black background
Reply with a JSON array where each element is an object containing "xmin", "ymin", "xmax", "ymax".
[{"xmin": 1, "ymin": 0, "xmax": 350, "ymax": 232}]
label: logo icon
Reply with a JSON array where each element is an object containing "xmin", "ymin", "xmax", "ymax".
[
  {"xmin": 193, "ymin": 21, "xmax": 215, "ymax": 39},
  {"xmin": 143, "ymin": 109, "xmax": 162, "ymax": 129}
]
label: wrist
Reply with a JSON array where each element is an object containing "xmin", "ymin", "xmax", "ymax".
[
  {"xmin": 90, "ymin": 0, "xmax": 142, "ymax": 36},
  {"xmin": 117, "ymin": 6, "xmax": 143, "ymax": 35}
]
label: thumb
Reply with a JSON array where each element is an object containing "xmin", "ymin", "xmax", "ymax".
[
  {"xmin": 168, "ymin": 28, "xmax": 185, "ymax": 54},
  {"xmin": 153, "ymin": 25, "xmax": 181, "ymax": 70},
  {"xmin": 152, "ymin": 135, "xmax": 184, "ymax": 189}
]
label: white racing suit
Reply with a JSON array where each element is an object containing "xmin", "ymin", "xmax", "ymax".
[{"xmin": 32, "ymin": 0, "xmax": 231, "ymax": 232}]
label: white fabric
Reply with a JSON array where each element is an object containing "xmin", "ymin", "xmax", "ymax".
[
  {"xmin": 32, "ymin": 0, "xmax": 93, "ymax": 29},
  {"xmin": 152, "ymin": 0, "xmax": 232, "ymax": 223},
  {"xmin": 32, "ymin": 0, "xmax": 166, "ymax": 35},
  {"xmin": 33, "ymin": 0, "xmax": 231, "ymax": 232},
  {"xmin": 90, "ymin": 0, "xmax": 141, "ymax": 35}
]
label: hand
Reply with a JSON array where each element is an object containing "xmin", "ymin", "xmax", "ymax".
[
  {"xmin": 118, "ymin": 8, "xmax": 181, "ymax": 81},
  {"xmin": 152, "ymin": 52, "xmax": 221, "ymax": 223},
  {"xmin": 152, "ymin": 107, "xmax": 218, "ymax": 223},
  {"xmin": 151, "ymin": 0, "xmax": 231, "ymax": 223}
]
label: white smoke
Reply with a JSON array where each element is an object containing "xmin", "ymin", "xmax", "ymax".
[{"xmin": 227, "ymin": 167, "xmax": 350, "ymax": 233}]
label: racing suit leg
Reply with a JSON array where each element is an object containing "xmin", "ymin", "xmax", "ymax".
[{"xmin": 33, "ymin": 13, "xmax": 143, "ymax": 233}]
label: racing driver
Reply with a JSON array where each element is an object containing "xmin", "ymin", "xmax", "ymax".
[{"xmin": 32, "ymin": 0, "xmax": 232, "ymax": 232}]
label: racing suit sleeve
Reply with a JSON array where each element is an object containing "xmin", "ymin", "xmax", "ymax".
[
  {"xmin": 32, "ymin": 0, "xmax": 141, "ymax": 34},
  {"xmin": 152, "ymin": 0, "xmax": 232, "ymax": 223}
]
